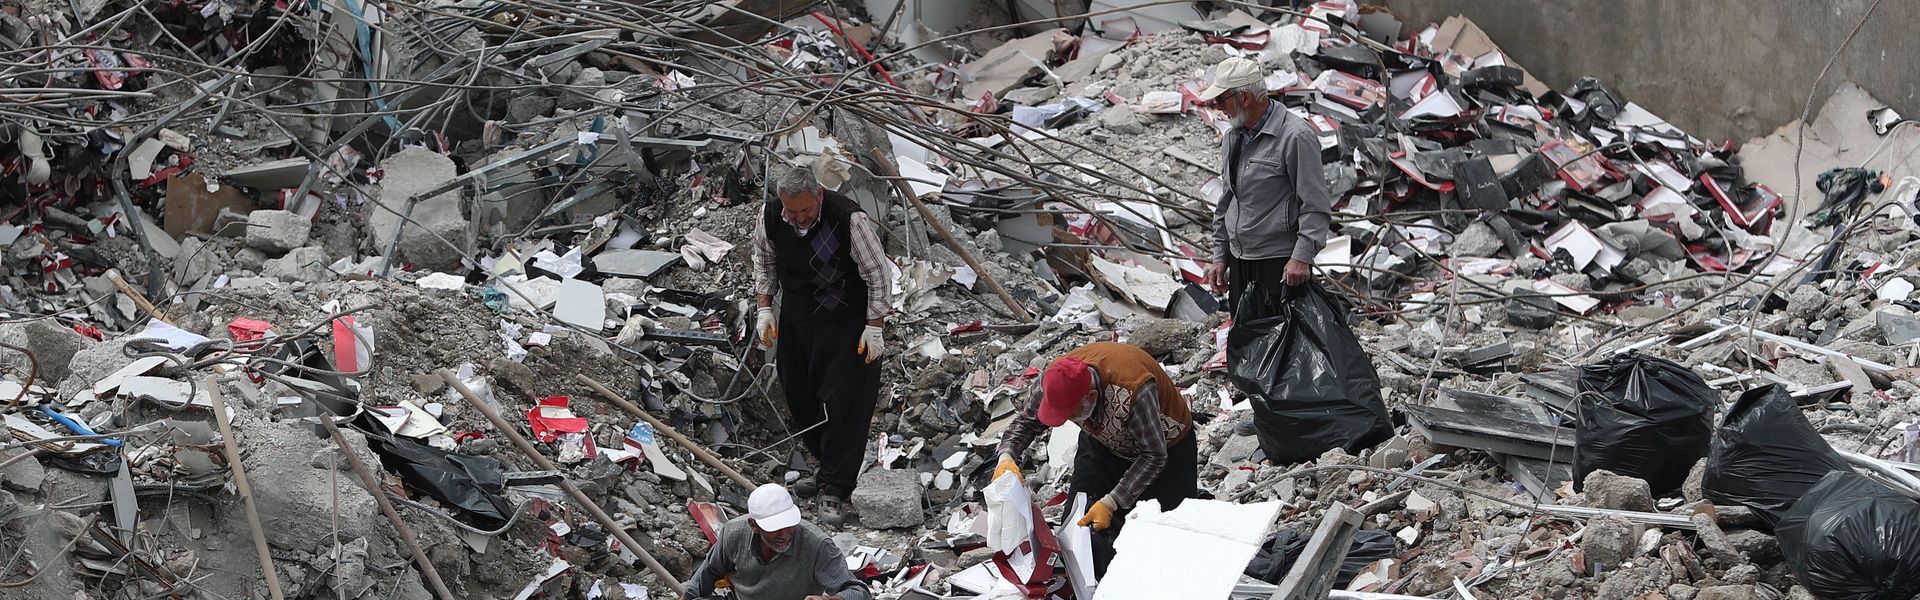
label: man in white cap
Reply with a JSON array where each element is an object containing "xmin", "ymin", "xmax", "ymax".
[
  {"xmin": 1195, "ymin": 56, "xmax": 1334, "ymax": 438},
  {"xmin": 683, "ymin": 484, "xmax": 871, "ymax": 600}
]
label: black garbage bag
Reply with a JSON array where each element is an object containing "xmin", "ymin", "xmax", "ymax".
[
  {"xmin": 1573, "ymin": 351, "xmax": 1717, "ymax": 496},
  {"xmin": 366, "ymin": 434, "xmax": 513, "ymax": 529},
  {"xmin": 1775, "ymin": 471, "xmax": 1920, "ymax": 600},
  {"xmin": 1702, "ymin": 385, "xmax": 1853, "ymax": 529},
  {"xmin": 1244, "ymin": 528, "xmax": 1399, "ymax": 586},
  {"xmin": 1227, "ymin": 282, "xmax": 1391, "ymax": 464}
]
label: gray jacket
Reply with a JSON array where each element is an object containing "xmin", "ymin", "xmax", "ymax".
[
  {"xmin": 1212, "ymin": 103, "xmax": 1334, "ymax": 262},
  {"xmin": 682, "ymin": 517, "xmax": 871, "ymax": 600}
]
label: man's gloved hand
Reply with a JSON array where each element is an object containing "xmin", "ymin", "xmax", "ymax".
[
  {"xmin": 755, "ymin": 307, "xmax": 777, "ymax": 348},
  {"xmin": 1078, "ymin": 496, "xmax": 1119, "ymax": 530},
  {"xmin": 994, "ymin": 454, "xmax": 1022, "ymax": 481},
  {"xmin": 856, "ymin": 325, "xmax": 885, "ymax": 363}
]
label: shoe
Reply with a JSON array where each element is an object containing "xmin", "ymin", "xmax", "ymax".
[
  {"xmin": 816, "ymin": 495, "xmax": 846, "ymax": 528},
  {"xmin": 1234, "ymin": 418, "xmax": 1258, "ymax": 437}
]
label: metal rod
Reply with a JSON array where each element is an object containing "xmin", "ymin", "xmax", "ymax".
[
  {"xmin": 442, "ymin": 370, "xmax": 683, "ymax": 589},
  {"xmin": 203, "ymin": 378, "xmax": 286, "ymax": 600},
  {"xmin": 575, "ymin": 374, "xmax": 756, "ymax": 490},
  {"xmin": 315, "ymin": 413, "xmax": 459, "ymax": 600},
  {"xmin": 866, "ymin": 148, "xmax": 1034, "ymax": 322}
]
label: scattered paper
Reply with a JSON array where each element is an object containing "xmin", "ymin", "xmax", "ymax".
[
  {"xmin": 1094, "ymin": 499, "xmax": 1283, "ymax": 600},
  {"xmin": 128, "ymin": 321, "xmax": 212, "ymax": 350}
]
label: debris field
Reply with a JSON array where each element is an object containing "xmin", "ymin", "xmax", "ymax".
[{"xmin": 0, "ymin": 1, "xmax": 1918, "ymax": 599}]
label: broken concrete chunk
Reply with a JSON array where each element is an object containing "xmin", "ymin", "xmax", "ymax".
[
  {"xmin": 852, "ymin": 469, "xmax": 925, "ymax": 529},
  {"xmin": 1450, "ymin": 221, "xmax": 1504, "ymax": 257},
  {"xmin": 1583, "ymin": 470, "xmax": 1655, "ymax": 512},
  {"xmin": 263, "ymin": 246, "xmax": 331, "ymax": 283},
  {"xmin": 369, "ymin": 148, "xmax": 469, "ymax": 271},
  {"xmin": 1579, "ymin": 514, "xmax": 1636, "ymax": 569},
  {"xmin": 244, "ymin": 210, "xmax": 312, "ymax": 255},
  {"xmin": 0, "ymin": 319, "xmax": 93, "ymax": 383}
]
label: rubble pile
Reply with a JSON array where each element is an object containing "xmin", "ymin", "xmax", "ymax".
[{"xmin": 0, "ymin": 0, "xmax": 1916, "ymax": 599}]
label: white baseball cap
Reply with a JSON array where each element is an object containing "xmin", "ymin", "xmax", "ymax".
[
  {"xmin": 1198, "ymin": 57, "xmax": 1266, "ymax": 101},
  {"xmin": 748, "ymin": 484, "xmax": 802, "ymax": 531}
]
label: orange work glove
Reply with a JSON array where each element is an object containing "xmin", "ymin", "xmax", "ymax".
[
  {"xmin": 1078, "ymin": 496, "xmax": 1119, "ymax": 530},
  {"xmin": 994, "ymin": 454, "xmax": 1022, "ymax": 481}
]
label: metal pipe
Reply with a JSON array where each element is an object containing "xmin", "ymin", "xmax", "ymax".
[
  {"xmin": 1840, "ymin": 450, "xmax": 1920, "ymax": 496},
  {"xmin": 867, "ymin": 148, "xmax": 1034, "ymax": 322}
]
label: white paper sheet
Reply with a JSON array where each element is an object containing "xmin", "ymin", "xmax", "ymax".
[
  {"xmin": 1055, "ymin": 493, "xmax": 1098, "ymax": 600},
  {"xmin": 1093, "ymin": 499, "xmax": 1282, "ymax": 600},
  {"xmin": 128, "ymin": 321, "xmax": 212, "ymax": 351}
]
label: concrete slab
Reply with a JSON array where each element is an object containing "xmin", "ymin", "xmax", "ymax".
[
  {"xmin": 553, "ymin": 278, "xmax": 607, "ymax": 332},
  {"xmin": 593, "ymin": 249, "xmax": 682, "ymax": 278}
]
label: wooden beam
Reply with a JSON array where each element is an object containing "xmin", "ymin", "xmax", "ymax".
[{"xmin": 1273, "ymin": 502, "xmax": 1364, "ymax": 600}]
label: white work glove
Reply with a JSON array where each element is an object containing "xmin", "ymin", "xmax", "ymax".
[
  {"xmin": 755, "ymin": 307, "xmax": 777, "ymax": 348},
  {"xmin": 856, "ymin": 325, "xmax": 884, "ymax": 363}
]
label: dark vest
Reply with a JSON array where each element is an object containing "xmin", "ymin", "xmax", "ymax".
[{"xmin": 765, "ymin": 192, "xmax": 870, "ymax": 323}]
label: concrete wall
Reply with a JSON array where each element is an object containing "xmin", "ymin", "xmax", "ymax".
[{"xmin": 1378, "ymin": 0, "xmax": 1920, "ymax": 142}]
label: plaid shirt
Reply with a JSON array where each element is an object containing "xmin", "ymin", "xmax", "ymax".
[
  {"xmin": 752, "ymin": 210, "xmax": 892, "ymax": 321},
  {"xmin": 997, "ymin": 371, "xmax": 1170, "ymax": 510}
]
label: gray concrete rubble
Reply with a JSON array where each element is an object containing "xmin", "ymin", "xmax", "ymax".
[
  {"xmin": 0, "ymin": 2, "xmax": 1917, "ymax": 600},
  {"xmin": 244, "ymin": 209, "xmax": 312, "ymax": 255},
  {"xmin": 370, "ymin": 147, "xmax": 468, "ymax": 272}
]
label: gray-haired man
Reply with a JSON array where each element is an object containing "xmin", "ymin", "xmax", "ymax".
[
  {"xmin": 1198, "ymin": 56, "xmax": 1333, "ymax": 300},
  {"xmin": 1197, "ymin": 57, "xmax": 1334, "ymax": 438},
  {"xmin": 750, "ymin": 165, "xmax": 892, "ymax": 527}
]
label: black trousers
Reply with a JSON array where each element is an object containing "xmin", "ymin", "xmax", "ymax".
[
  {"xmin": 776, "ymin": 313, "xmax": 882, "ymax": 500},
  {"xmin": 1069, "ymin": 431, "xmax": 1198, "ymax": 578},
  {"xmin": 1228, "ymin": 253, "xmax": 1293, "ymax": 320}
]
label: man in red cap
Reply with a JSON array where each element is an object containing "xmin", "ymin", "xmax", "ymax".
[{"xmin": 992, "ymin": 341, "xmax": 1196, "ymax": 575}]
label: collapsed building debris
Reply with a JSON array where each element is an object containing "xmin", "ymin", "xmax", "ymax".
[{"xmin": 0, "ymin": 0, "xmax": 1916, "ymax": 599}]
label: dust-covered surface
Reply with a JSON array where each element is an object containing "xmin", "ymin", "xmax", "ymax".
[{"xmin": 1, "ymin": 0, "xmax": 1918, "ymax": 599}]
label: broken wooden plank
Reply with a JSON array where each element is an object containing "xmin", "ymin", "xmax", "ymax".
[{"xmin": 1272, "ymin": 502, "xmax": 1364, "ymax": 600}]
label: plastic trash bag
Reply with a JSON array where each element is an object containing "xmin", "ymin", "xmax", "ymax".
[
  {"xmin": 1243, "ymin": 528, "xmax": 1399, "ymax": 586},
  {"xmin": 1227, "ymin": 282, "xmax": 1391, "ymax": 464},
  {"xmin": 365, "ymin": 434, "xmax": 512, "ymax": 529},
  {"xmin": 1775, "ymin": 471, "xmax": 1920, "ymax": 600},
  {"xmin": 1702, "ymin": 384, "xmax": 1852, "ymax": 529},
  {"xmin": 1573, "ymin": 351, "xmax": 1717, "ymax": 496},
  {"xmin": 982, "ymin": 472, "xmax": 1033, "ymax": 553}
]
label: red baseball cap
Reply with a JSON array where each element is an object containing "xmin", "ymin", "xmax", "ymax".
[{"xmin": 1038, "ymin": 357, "xmax": 1093, "ymax": 426}]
